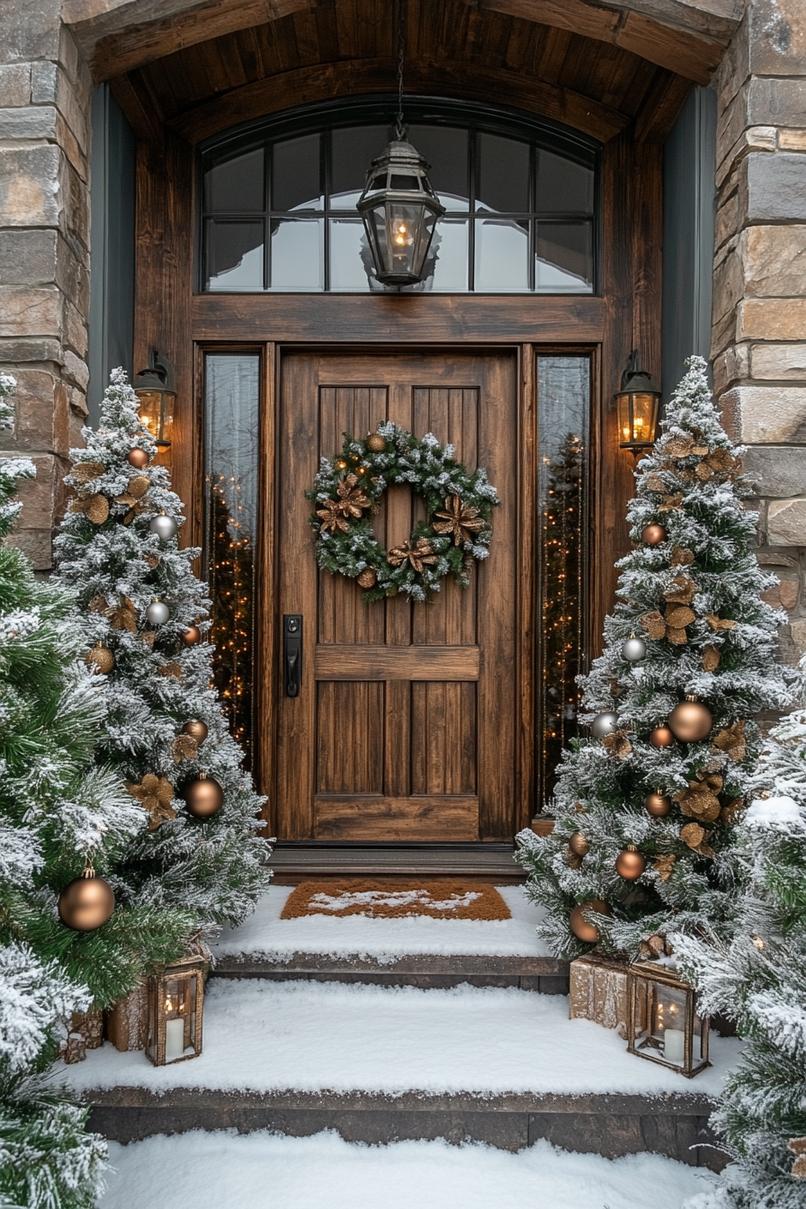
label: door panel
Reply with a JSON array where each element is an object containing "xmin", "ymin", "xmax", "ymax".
[{"xmin": 275, "ymin": 351, "xmax": 519, "ymax": 841}]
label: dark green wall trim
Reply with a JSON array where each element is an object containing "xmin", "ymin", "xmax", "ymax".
[
  {"xmin": 662, "ymin": 86, "xmax": 716, "ymax": 396},
  {"xmin": 88, "ymin": 85, "xmax": 135, "ymax": 424}
]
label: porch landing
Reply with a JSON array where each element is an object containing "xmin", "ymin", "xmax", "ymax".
[{"xmin": 268, "ymin": 842, "xmax": 523, "ymax": 882}]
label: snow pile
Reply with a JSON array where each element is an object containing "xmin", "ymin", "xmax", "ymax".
[
  {"xmin": 100, "ymin": 1130, "xmax": 718, "ymax": 1209},
  {"xmin": 64, "ymin": 978, "xmax": 739, "ymax": 1097}
]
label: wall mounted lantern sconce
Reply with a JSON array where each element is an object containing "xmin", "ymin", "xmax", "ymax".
[
  {"xmin": 615, "ymin": 351, "xmax": 660, "ymax": 455},
  {"xmin": 133, "ymin": 350, "xmax": 175, "ymax": 454}
]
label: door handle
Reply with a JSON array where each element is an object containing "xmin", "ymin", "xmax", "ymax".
[{"xmin": 284, "ymin": 614, "xmax": 303, "ymax": 697}]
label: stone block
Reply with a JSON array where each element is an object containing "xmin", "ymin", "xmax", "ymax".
[
  {"xmin": 7, "ymin": 527, "xmax": 52, "ymax": 571},
  {"xmin": 742, "ymin": 225, "xmax": 806, "ymax": 298},
  {"xmin": 750, "ymin": 0, "xmax": 806, "ymax": 76},
  {"xmin": 0, "ymin": 105, "xmax": 58, "ymax": 141},
  {"xmin": 0, "ymin": 63, "xmax": 31, "ymax": 106},
  {"xmin": 744, "ymin": 447, "xmax": 806, "ymax": 499},
  {"xmin": 0, "ymin": 452, "xmax": 56, "ymax": 529},
  {"xmin": 768, "ymin": 498, "xmax": 806, "ymax": 546},
  {"xmin": 738, "ymin": 298, "xmax": 806, "ymax": 341},
  {"xmin": 751, "ymin": 343, "xmax": 806, "ymax": 381},
  {"xmin": 712, "ymin": 242, "xmax": 743, "ymax": 322},
  {"xmin": 63, "ymin": 297, "xmax": 88, "ymax": 359},
  {"xmin": 0, "ymin": 144, "xmax": 63, "ymax": 227},
  {"xmin": 745, "ymin": 153, "xmax": 806, "ymax": 223},
  {"xmin": 0, "ymin": 336, "xmax": 63, "ymax": 365},
  {"xmin": 747, "ymin": 77, "xmax": 806, "ymax": 130},
  {"xmin": 761, "ymin": 571, "xmax": 799, "ymax": 612},
  {"xmin": 0, "ymin": 228, "xmax": 58, "ymax": 286},
  {"xmin": 713, "ymin": 343, "xmax": 749, "ymax": 394},
  {"xmin": 716, "ymin": 125, "xmax": 776, "ymax": 189},
  {"xmin": 63, "ymin": 349, "xmax": 88, "ymax": 391},
  {"xmin": 0, "ymin": 287, "xmax": 61, "ymax": 338},
  {"xmin": 780, "ymin": 129, "xmax": 806, "ymax": 151},
  {"xmin": 723, "ymin": 385, "xmax": 806, "ymax": 443},
  {"xmin": 0, "ymin": 366, "xmax": 68, "ymax": 453},
  {"xmin": 715, "ymin": 188, "xmax": 739, "ymax": 251},
  {"xmin": 789, "ymin": 619, "xmax": 806, "ymax": 657},
  {"xmin": 0, "ymin": 0, "xmax": 61, "ymax": 64}
]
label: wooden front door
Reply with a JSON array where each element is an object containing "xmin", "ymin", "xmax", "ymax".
[{"xmin": 274, "ymin": 350, "xmax": 522, "ymax": 842}]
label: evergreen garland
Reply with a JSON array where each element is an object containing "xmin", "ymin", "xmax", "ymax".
[{"xmin": 309, "ymin": 422, "xmax": 498, "ymax": 603}]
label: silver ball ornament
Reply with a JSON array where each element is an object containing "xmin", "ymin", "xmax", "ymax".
[
  {"xmin": 591, "ymin": 711, "xmax": 618, "ymax": 739},
  {"xmin": 145, "ymin": 600, "xmax": 170, "ymax": 626},
  {"xmin": 149, "ymin": 514, "xmax": 178, "ymax": 541},
  {"xmin": 622, "ymin": 636, "xmax": 647, "ymax": 664}
]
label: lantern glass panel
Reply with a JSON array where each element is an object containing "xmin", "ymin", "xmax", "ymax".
[
  {"xmin": 617, "ymin": 390, "xmax": 658, "ymax": 449},
  {"xmin": 627, "ymin": 963, "xmax": 710, "ymax": 1078},
  {"xmin": 146, "ymin": 958, "xmax": 205, "ymax": 1066},
  {"xmin": 136, "ymin": 388, "xmax": 175, "ymax": 448}
]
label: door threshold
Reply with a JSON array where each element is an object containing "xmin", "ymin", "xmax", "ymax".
[{"xmin": 269, "ymin": 842, "xmax": 522, "ymax": 883}]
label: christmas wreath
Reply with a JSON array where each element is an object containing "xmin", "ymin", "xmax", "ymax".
[{"xmin": 308, "ymin": 422, "xmax": 498, "ymax": 603}]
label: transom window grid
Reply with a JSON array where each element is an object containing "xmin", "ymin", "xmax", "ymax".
[{"xmin": 201, "ymin": 107, "xmax": 598, "ymax": 295}]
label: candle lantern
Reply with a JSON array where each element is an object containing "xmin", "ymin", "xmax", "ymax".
[
  {"xmin": 133, "ymin": 350, "xmax": 175, "ymax": 459},
  {"xmin": 146, "ymin": 953, "xmax": 206, "ymax": 1067},
  {"xmin": 615, "ymin": 351, "xmax": 660, "ymax": 454},
  {"xmin": 626, "ymin": 960, "xmax": 710, "ymax": 1078}
]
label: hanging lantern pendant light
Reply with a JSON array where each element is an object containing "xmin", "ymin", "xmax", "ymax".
[{"xmin": 357, "ymin": 2, "xmax": 445, "ymax": 287}]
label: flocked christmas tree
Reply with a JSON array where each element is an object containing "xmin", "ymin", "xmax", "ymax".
[
  {"xmin": 0, "ymin": 373, "xmax": 188, "ymax": 1209},
  {"xmin": 674, "ymin": 663, "xmax": 806, "ymax": 1209},
  {"xmin": 54, "ymin": 369, "xmax": 271, "ymax": 932},
  {"xmin": 517, "ymin": 356, "xmax": 795, "ymax": 959}
]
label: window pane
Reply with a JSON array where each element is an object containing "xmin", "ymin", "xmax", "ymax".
[
  {"xmin": 270, "ymin": 218, "xmax": 324, "ymax": 290},
  {"xmin": 271, "ymin": 134, "xmax": 322, "ymax": 211},
  {"xmin": 407, "ymin": 125, "xmax": 469, "ymax": 212},
  {"xmin": 204, "ymin": 354, "xmax": 260, "ymax": 759},
  {"xmin": 475, "ymin": 217, "xmax": 529, "ymax": 291},
  {"xmin": 537, "ymin": 151, "xmax": 594, "ymax": 214},
  {"xmin": 536, "ymin": 222, "xmax": 593, "ymax": 292},
  {"xmin": 204, "ymin": 148, "xmax": 264, "ymax": 213},
  {"xmin": 205, "ymin": 220, "xmax": 264, "ymax": 291},
  {"xmin": 330, "ymin": 125, "xmax": 392, "ymax": 208},
  {"xmin": 329, "ymin": 218, "xmax": 379, "ymax": 291},
  {"xmin": 414, "ymin": 219, "xmax": 468, "ymax": 291},
  {"xmin": 537, "ymin": 356, "xmax": 589, "ymax": 803},
  {"xmin": 477, "ymin": 133, "xmax": 529, "ymax": 213}
]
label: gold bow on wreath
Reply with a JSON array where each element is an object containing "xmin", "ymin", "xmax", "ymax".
[
  {"xmin": 388, "ymin": 537, "xmax": 438, "ymax": 573},
  {"xmin": 126, "ymin": 773, "xmax": 176, "ymax": 830},
  {"xmin": 432, "ymin": 495, "xmax": 485, "ymax": 547},
  {"xmin": 316, "ymin": 473, "xmax": 372, "ymax": 534}
]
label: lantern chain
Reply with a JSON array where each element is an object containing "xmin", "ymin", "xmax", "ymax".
[{"xmin": 396, "ymin": 0, "xmax": 406, "ymax": 140}]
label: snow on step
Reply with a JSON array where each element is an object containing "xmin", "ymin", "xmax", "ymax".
[
  {"xmin": 213, "ymin": 884, "xmax": 551, "ymax": 963},
  {"xmin": 65, "ymin": 979, "xmax": 738, "ymax": 1096},
  {"xmin": 99, "ymin": 1130, "xmax": 718, "ymax": 1209}
]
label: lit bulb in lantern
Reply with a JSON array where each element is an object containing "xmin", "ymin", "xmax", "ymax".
[{"xmin": 392, "ymin": 219, "xmax": 414, "ymax": 249}]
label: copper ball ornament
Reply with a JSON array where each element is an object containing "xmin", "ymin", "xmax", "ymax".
[
  {"xmin": 182, "ymin": 625, "xmax": 202, "ymax": 647},
  {"xmin": 569, "ymin": 899, "xmax": 609, "ymax": 944},
  {"xmin": 357, "ymin": 567, "xmax": 377, "ymax": 590},
  {"xmin": 149, "ymin": 513, "xmax": 178, "ymax": 542},
  {"xmin": 182, "ymin": 776, "xmax": 224, "ymax": 819},
  {"xmin": 622, "ymin": 636, "xmax": 647, "ymax": 663},
  {"xmin": 85, "ymin": 644, "xmax": 115, "ymax": 674},
  {"xmin": 668, "ymin": 699, "xmax": 713, "ymax": 743},
  {"xmin": 645, "ymin": 791, "xmax": 672, "ymax": 818},
  {"xmin": 649, "ymin": 726, "xmax": 675, "ymax": 749},
  {"xmin": 615, "ymin": 847, "xmax": 647, "ymax": 881},
  {"xmin": 591, "ymin": 711, "xmax": 618, "ymax": 740},
  {"xmin": 58, "ymin": 870, "xmax": 115, "ymax": 932},
  {"xmin": 568, "ymin": 831, "xmax": 589, "ymax": 857},
  {"xmin": 366, "ymin": 432, "xmax": 387, "ymax": 453},
  {"xmin": 182, "ymin": 719, "xmax": 209, "ymax": 743},
  {"xmin": 641, "ymin": 523, "xmax": 667, "ymax": 546},
  {"xmin": 127, "ymin": 448, "xmax": 149, "ymax": 469},
  {"xmin": 146, "ymin": 600, "xmax": 169, "ymax": 626}
]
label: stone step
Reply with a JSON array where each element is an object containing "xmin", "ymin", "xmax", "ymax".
[
  {"xmin": 269, "ymin": 843, "xmax": 522, "ymax": 882},
  {"xmin": 87, "ymin": 1085, "xmax": 723, "ymax": 1170}
]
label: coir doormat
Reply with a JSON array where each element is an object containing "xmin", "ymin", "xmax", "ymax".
[{"xmin": 280, "ymin": 879, "xmax": 511, "ymax": 921}]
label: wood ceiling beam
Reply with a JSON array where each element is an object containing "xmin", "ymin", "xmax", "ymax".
[
  {"xmin": 167, "ymin": 56, "xmax": 631, "ymax": 146},
  {"xmin": 65, "ymin": 0, "xmax": 739, "ymax": 86}
]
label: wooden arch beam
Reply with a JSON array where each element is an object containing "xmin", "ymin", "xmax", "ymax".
[
  {"xmin": 163, "ymin": 55, "xmax": 630, "ymax": 146},
  {"xmin": 66, "ymin": 0, "xmax": 740, "ymax": 86}
]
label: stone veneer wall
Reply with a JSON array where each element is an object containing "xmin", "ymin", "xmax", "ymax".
[
  {"xmin": 0, "ymin": 0, "xmax": 91, "ymax": 568},
  {"xmin": 712, "ymin": 0, "xmax": 806, "ymax": 657}
]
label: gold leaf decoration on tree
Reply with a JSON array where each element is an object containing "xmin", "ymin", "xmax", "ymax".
[
  {"xmin": 664, "ymin": 434, "xmax": 695, "ymax": 458},
  {"xmin": 706, "ymin": 613, "xmax": 737, "ymax": 632},
  {"xmin": 72, "ymin": 461, "xmax": 106, "ymax": 484},
  {"xmin": 787, "ymin": 1137, "xmax": 806, "ymax": 1179},
  {"xmin": 88, "ymin": 594, "xmax": 138, "ymax": 633},
  {"xmin": 70, "ymin": 493, "xmax": 109, "ymax": 526},
  {"xmin": 115, "ymin": 474, "xmax": 151, "ymax": 525},
  {"xmin": 694, "ymin": 447, "xmax": 740, "ymax": 481},
  {"xmin": 658, "ymin": 494, "xmax": 684, "ymax": 512},
  {"xmin": 702, "ymin": 645, "xmax": 721, "ymax": 672},
  {"xmin": 712, "ymin": 720, "xmax": 747, "ymax": 762},
  {"xmin": 675, "ymin": 773, "xmax": 723, "ymax": 822},
  {"xmin": 639, "ymin": 608, "xmax": 689, "ymax": 645},
  {"xmin": 432, "ymin": 494, "xmax": 486, "ymax": 546},
  {"xmin": 665, "ymin": 605, "xmax": 696, "ymax": 629},
  {"xmin": 126, "ymin": 774, "xmax": 176, "ymax": 830},
  {"xmin": 653, "ymin": 854, "xmax": 677, "ymax": 882},
  {"xmin": 388, "ymin": 537, "xmax": 438, "ymax": 573},
  {"xmin": 680, "ymin": 821, "xmax": 706, "ymax": 849},
  {"xmin": 158, "ymin": 660, "xmax": 183, "ymax": 679},
  {"xmin": 671, "ymin": 546, "xmax": 695, "ymax": 566},
  {"xmin": 315, "ymin": 499, "xmax": 351, "ymax": 533},
  {"xmin": 602, "ymin": 730, "xmax": 633, "ymax": 759},
  {"xmin": 720, "ymin": 797, "xmax": 744, "ymax": 824},
  {"xmin": 335, "ymin": 472, "xmax": 371, "ymax": 517},
  {"xmin": 663, "ymin": 575, "xmax": 698, "ymax": 606},
  {"xmin": 643, "ymin": 472, "xmax": 666, "ymax": 493},
  {"xmin": 172, "ymin": 734, "xmax": 199, "ymax": 763}
]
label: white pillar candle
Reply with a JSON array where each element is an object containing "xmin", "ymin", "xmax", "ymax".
[
  {"xmin": 165, "ymin": 1016, "xmax": 185, "ymax": 1062},
  {"xmin": 663, "ymin": 1027, "xmax": 685, "ymax": 1064}
]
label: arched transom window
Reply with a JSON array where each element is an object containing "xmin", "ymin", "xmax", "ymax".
[{"xmin": 201, "ymin": 100, "xmax": 598, "ymax": 294}]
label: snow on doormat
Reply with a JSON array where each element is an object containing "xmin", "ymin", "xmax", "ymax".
[{"xmin": 280, "ymin": 880, "xmax": 511, "ymax": 921}]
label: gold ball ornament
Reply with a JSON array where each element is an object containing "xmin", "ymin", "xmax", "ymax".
[
  {"xmin": 182, "ymin": 776, "xmax": 224, "ymax": 819},
  {"xmin": 336, "ymin": 458, "xmax": 349, "ymax": 471},
  {"xmin": 568, "ymin": 831, "xmax": 589, "ymax": 857},
  {"xmin": 181, "ymin": 624, "xmax": 202, "ymax": 647},
  {"xmin": 366, "ymin": 432, "xmax": 387, "ymax": 453},
  {"xmin": 85, "ymin": 645, "xmax": 115, "ymax": 674},
  {"xmin": 615, "ymin": 847, "xmax": 647, "ymax": 881},
  {"xmin": 668, "ymin": 699, "xmax": 713, "ymax": 743},
  {"xmin": 645, "ymin": 791, "xmax": 671, "ymax": 818},
  {"xmin": 649, "ymin": 726, "xmax": 676, "ymax": 749},
  {"xmin": 641, "ymin": 523, "xmax": 668, "ymax": 546},
  {"xmin": 127, "ymin": 448, "xmax": 149, "ymax": 469},
  {"xmin": 357, "ymin": 568, "xmax": 377, "ymax": 589},
  {"xmin": 58, "ymin": 868, "xmax": 115, "ymax": 932},
  {"xmin": 182, "ymin": 719, "xmax": 209, "ymax": 743},
  {"xmin": 569, "ymin": 899, "xmax": 609, "ymax": 944}
]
